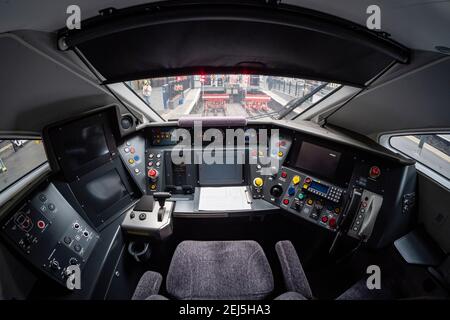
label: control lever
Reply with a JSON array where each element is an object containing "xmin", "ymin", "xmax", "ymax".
[
  {"xmin": 153, "ymin": 192, "xmax": 171, "ymax": 222},
  {"xmin": 329, "ymin": 188, "xmax": 362, "ymax": 255}
]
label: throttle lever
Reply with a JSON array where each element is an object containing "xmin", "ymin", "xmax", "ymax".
[{"xmin": 153, "ymin": 192, "xmax": 171, "ymax": 222}]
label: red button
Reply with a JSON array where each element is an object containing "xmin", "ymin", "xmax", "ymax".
[
  {"xmin": 281, "ymin": 172, "xmax": 287, "ymax": 178},
  {"xmin": 321, "ymin": 216, "xmax": 329, "ymax": 223},
  {"xmin": 369, "ymin": 166, "xmax": 381, "ymax": 178},
  {"xmin": 37, "ymin": 220, "xmax": 46, "ymax": 229},
  {"xmin": 148, "ymin": 169, "xmax": 158, "ymax": 178},
  {"xmin": 305, "ymin": 177, "xmax": 312, "ymax": 184},
  {"xmin": 329, "ymin": 218, "xmax": 337, "ymax": 228},
  {"xmin": 283, "ymin": 199, "xmax": 290, "ymax": 205},
  {"xmin": 130, "ymin": 147, "xmax": 135, "ymax": 154}
]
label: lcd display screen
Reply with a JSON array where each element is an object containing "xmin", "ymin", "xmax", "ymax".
[
  {"xmin": 62, "ymin": 123, "xmax": 110, "ymax": 171},
  {"xmin": 294, "ymin": 142, "xmax": 341, "ymax": 180},
  {"xmin": 83, "ymin": 169, "xmax": 128, "ymax": 214},
  {"xmin": 309, "ymin": 181, "xmax": 329, "ymax": 194}
]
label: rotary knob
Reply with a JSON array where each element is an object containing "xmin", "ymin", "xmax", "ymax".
[{"xmin": 270, "ymin": 185, "xmax": 283, "ymax": 198}]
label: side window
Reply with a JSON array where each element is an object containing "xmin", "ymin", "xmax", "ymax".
[
  {"xmin": 389, "ymin": 134, "xmax": 450, "ymax": 180},
  {"xmin": 0, "ymin": 139, "xmax": 47, "ymax": 192}
]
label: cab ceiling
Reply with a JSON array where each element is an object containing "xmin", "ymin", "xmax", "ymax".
[
  {"xmin": 1, "ymin": 0, "xmax": 449, "ymax": 53},
  {"xmin": 326, "ymin": 53, "xmax": 450, "ymax": 137},
  {"xmin": 0, "ymin": 32, "xmax": 116, "ymax": 135}
]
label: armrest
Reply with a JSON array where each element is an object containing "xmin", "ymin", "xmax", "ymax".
[
  {"xmin": 275, "ymin": 240, "xmax": 313, "ymax": 299},
  {"xmin": 132, "ymin": 271, "xmax": 163, "ymax": 300}
]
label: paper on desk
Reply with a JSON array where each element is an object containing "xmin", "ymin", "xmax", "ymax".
[{"xmin": 198, "ymin": 186, "xmax": 252, "ymax": 211}]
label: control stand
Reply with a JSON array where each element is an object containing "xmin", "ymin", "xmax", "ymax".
[{"xmin": 121, "ymin": 193, "xmax": 174, "ymax": 241}]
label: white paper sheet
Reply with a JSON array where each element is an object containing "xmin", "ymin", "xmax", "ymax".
[{"xmin": 198, "ymin": 186, "xmax": 252, "ymax": 211}]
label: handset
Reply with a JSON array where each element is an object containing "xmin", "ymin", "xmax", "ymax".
[{"xmin": 329, "ymin": 187, "xmax": 362, "ymax": 255}]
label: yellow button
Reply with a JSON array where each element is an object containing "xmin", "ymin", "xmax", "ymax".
[
  {"xmin": 303, "ymin": 184, "xmax": 309, "ymax": 189},
  {"xmin": 292, "ymin": 175, "xmax": 301, "ymax": 185},
  {"xmin": 128, "ymin": 158, "xmax": 135, "ymax": 164},
  {"xmin": 307, "ymin": 199, "xmax": 313, "ymax": 205},
  {"xmin": 150, "ymin": 184, "xmax": 156, "ymax": 190},
  {"xmin": 277, "ymin": 151, "xmax": 283, "ymax": 157},
  {"xmin": 334, "ymin": 207, "xmax": 341, "ymax": 214},
  {"xmin": 253, "ymin": 177, "xmax": 264, "ymax": 187}
]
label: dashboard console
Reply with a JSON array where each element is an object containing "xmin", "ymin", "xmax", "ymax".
[{"xmin": 0, "ymin": 107, "xmax": 417, "ymax": 292}]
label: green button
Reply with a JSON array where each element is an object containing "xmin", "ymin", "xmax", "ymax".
[{"xmin": 298, "ymin": 193, "xmax": 305, "ymax": 200}]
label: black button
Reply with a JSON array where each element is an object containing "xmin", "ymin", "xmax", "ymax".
[
  {"xmin": 74, "ymin": 244, "xmax": 82, "ymax": 252},
  {"xmin": 130, "ymin": 212, "xmax": 135, "ymax": 219},
  {"xmin": 139, "ymin": 213, "xmax": 147, "ymax": 221},
  {"xmin": 48, "ymin": 203, "xmax": 55, "ymax": 211},
  {"xmin": 39, "ymin": 194, "xmax": 47, "ymax": 202},
  {"xmin": 64, "ymin": 236, "xmax": 72, "ymax": 245}
]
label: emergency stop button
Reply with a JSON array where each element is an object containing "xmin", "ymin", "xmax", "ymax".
[
  {"xmin": 253, "ymin": 177, "xmax": 264, "ymax": 187},
  {"xmin": 148, "ymin": 169, "xmax": 159, "ymax": 180},
  {"xmin": 369, "ymin": 166, "xmax": 381, "ymax": 179}
]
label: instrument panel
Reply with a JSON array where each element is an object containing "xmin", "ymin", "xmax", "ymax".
[
  {"xmin": 1, "ymin": 184, "xmax": 99, "ymax": 287},
  {"xmin": 117, "ymin": 125, "xmax": 392, "ymax": 239}
]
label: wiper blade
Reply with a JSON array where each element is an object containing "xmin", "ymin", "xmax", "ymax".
[{"xmin": 276, "ymin": 83, "xmax": 328, "ymax": 120}]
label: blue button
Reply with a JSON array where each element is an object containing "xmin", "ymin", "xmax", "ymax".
[
  {"xmin": 134, "ymin": 155, "xmax": 140, "ymax": 161},
  {"xmin": 288, "ymin": 187, "xmax": 296, "ymax": 196}
]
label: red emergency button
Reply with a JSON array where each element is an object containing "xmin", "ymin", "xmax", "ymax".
[
  {"xmin": 282, "ymin": 199, "xmax": 290, "ymax": 205},
  {"xmin": 329, "ymin": 218, "xmax": 337, "ymax": 228},
  {"xmin": 321, "ymin": 216, "xmax": 329, "ymax": 223},
  {"xmin": 281, "ymin": 172, "xmax": 287, "ymax": 178},
  {"xmin": 147, "ymin": 169, "xmax": 159, "ymax": 179},
  {"xmin": 37, "ymin": 220, "xmax": 46, "ymax": 229},
  {"xmin": 369, "ymin": 166, "xmax": 381, "ymax": 179}
]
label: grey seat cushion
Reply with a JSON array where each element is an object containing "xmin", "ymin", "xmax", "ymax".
[
  {"xmin": 275, "ymin": 240, "xmax": 313, "ymax": 299},
  {"xmin": 166, "ymin": 241, "xmax": 274, "ymax": 300},
  {"xmin": 132, "ymin": 271, "xmax": 163, "ymax": 300},
  {"xmin": 275, "ymin": 291, "xmax": 307, "ymax": 300},
  {"xmin": 145, "ymin": 294, "xmax": 169, "ymax": 300}
]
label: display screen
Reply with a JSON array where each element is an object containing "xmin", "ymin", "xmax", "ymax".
[
  {"xmin": 309, "ymin": 181, "xmax": 329, "ymax": 194},
  {"xmin": 294, "ymin": 142, "xmax": 341, "ymax": 180},
  {"xmin": 198, "ymin": 163, "xmax": 243, "ymax": 186},
  {"xmin": 84, "ymin": 170, "xmax": 128, "ymax": 214},
  {"xmin": 62, "ymin": 123, "xmax": 110, "ymax": 170}
]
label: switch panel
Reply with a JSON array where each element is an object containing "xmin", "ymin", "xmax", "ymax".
[
  {"xmin": 347, "ymin": 190, "xmax": 383, "ymax": 241},
  {"xmin": 1, "ymin": 183, "xmax": 99, "ymax": 287}
]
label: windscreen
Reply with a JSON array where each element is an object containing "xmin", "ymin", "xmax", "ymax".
[{"xmin": 125, "ymin": 75, "xmax": 339, "ymax": 121}]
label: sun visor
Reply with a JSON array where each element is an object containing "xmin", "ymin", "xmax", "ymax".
[{"xmin": 58, "ymin": 2, "xmax": 409, "ymax": 86}]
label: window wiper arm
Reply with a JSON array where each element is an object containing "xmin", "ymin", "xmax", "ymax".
[{"xmin": 276, "ymin": 83, "xmax": 328, "ymax": 120}]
